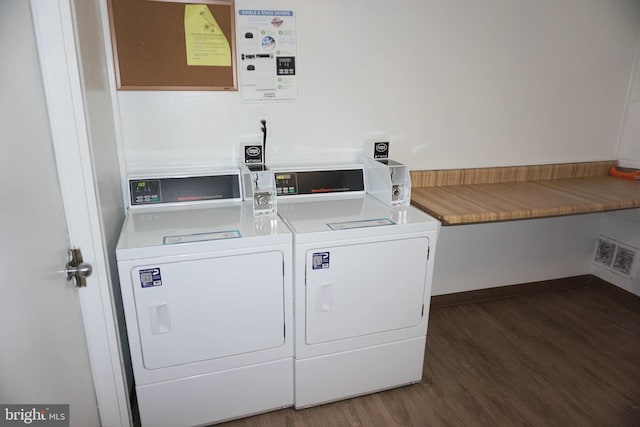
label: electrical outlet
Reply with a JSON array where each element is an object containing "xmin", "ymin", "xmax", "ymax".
[
  {"xmin": 593, "ymin": 235, "xmax": 638, "ymax": 279},
  {"xmin": 594, "ymin": 237, "xmax": 616, "ymax": 267},
  {"xmin": 612, "ymin": 246, "xmax": 636, "ymax": 276}
]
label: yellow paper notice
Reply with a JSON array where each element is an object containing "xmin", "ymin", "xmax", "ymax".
[{"xmin": 184, "ymin": 5, "xmax": 231, "ymax": 66}]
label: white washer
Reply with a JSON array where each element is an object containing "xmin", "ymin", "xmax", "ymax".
[
  {"xmin": 116, "ymin": 169, "xmax": 293, "ymax": 427},
  {"xmin": 271, "ymin": 163, "xmax": 440, "ymax": 408}
]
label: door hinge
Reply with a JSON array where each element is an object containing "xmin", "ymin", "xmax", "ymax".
[
  {"xmin": 421, "ymin": 304, "xmax": 425, "ymax": 317},
  {"xmin": 427, "ymin": 246, "xmax": 430, "ymax": 260},
  {"xmin": 284, "ymin": 323, "xmax": 286, "ymax": 337},
  {"xmin": 65, "ymin": 248, "xmax": 92, "ymax": 288}
]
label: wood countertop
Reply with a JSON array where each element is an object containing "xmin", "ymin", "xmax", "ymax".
[{"xmin": 411, "ymin": 175, "xmax": 640, "ymax": 225}]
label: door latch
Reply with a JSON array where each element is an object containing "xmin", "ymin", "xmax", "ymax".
[{"xmin": 65, "ymin": 248, "xmax": 92, "ymax": 288}]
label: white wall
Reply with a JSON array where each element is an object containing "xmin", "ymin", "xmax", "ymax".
[
  {"xmin": 114, "ymin": 0, "xmax": 640, "ymax": 172},
  {"xmin": 617, "ymin": 37, "xmax": 640, "ymax": 168},
  {"xmin": 432, "ymin": 213, "xmax": 604, "ymax": 295},
  {"xmin": 592, "ymin": 209, "xmax": 640, "ymax": 296},
  {"xmin": 73, "ymin": 0, "xmax": 125, "ymax": 283},
  {"xmin": 601, "ymin": 22, "xmax": 640, "ymax": 296},
  {"xmin": 72, "ymin": 0, "xmax": 134, "ymax": 402},
  {"xmin": 104, "ymin": 1, "xmax": 640, "ymax": 296}
]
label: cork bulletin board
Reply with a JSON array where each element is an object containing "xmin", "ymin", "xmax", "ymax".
[{"xmin": 107, "ymin": 0, "xmax": 237, "ymax": 90}]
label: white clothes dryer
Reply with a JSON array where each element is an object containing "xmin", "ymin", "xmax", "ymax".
[
  {"xmin": 116, "ymin": 169, "xmax": 293, "ymax": 426},
  {"xmin": 270, "ymin": 163, "xmax": 440, "ymax": 408}
]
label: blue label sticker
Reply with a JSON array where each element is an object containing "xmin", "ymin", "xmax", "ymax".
[
  {"xmin": 140, "ymin": 268, "xmax": 162, "ymax": 288},
  {"xmin": 312, "ymin": 252, "xmax": 330, "ymax": 270}
]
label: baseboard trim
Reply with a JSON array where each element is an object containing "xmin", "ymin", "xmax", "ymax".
[
  {"xmin": 431, "ymin": 275, "xmax": 640, "ymax": 311},
  {"xmin": 587, "ymin": 275, "xmax": 640, "ymax": 311}
]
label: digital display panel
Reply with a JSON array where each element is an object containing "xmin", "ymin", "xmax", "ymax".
[
  {"xmin": 274, "ymin": 169, "xmax": 364, "ymax": 196},
  {"xmin": 130, "ymin": 175, "xmax": 240, "ymax": 206}
]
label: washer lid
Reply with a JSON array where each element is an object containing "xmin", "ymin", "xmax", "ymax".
[
  {"xmin": 277, "ymin": 195, "xmax": 439, "ymax": 235},
  {"xmin": 116, "ymin": 204, "xmax": 291, "ymax": 259}
]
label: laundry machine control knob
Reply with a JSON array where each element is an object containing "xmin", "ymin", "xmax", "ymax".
[
  {"xmin": 392, "ymin": 185, "xmax": 401, "ymax": 201},
  {"xmin": 255, "ymin": 193, "xmax": 271, "ymax": 207}
]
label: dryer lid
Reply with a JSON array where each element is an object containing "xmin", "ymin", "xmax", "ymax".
[
  {"xmin": 116, "ymin": 204, "xmax": 291, "ymax": 260},
  {"xmin": 277, "ymin": 195, "xmax": 438, "ymax": 235}
]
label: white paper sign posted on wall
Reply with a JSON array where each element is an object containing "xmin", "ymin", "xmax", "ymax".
[
  {"xmin": 238, "ymin": 9, "xmax": 297, "ymax": 103},
  {"xmin": 184, "ymin": 4, "xmax": 232, "ymax": 67}
]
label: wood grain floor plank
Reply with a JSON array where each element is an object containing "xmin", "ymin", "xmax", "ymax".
[{"xmin": 219, "ymin": 285, "xmax": 640, "ymax": 427}]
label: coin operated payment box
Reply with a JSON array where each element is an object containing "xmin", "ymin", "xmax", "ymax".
[
  {"xmin": 240, "ymin": 144, "xmax": 278, "ymax": 216},
  {"xmin": 362, "ymin": 141, "xmax": 412, "ymax": 207}
]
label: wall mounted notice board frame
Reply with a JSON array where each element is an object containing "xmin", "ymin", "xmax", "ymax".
[{"xmin": 107, "ymin": 0, "xmax": 237, "ymax": 91}]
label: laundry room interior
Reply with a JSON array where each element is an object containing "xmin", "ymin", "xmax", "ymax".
[
  {"xmin": 4, "ymin": 0, "xmax": 640, "ymax": 426},
  {"xmin": 108, "ymin": 0, "xmax": 640, "ymax": 298}
]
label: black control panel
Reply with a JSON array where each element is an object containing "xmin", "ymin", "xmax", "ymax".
[
  {"xmin": 131, "ymin": 180, "xmax": 162, "ymax": 205},
  {"xmin": 129, "ymin": 175, "xmax": 241, "ymax": 206},
  {"xmin": 276, "ymin": 56, "xmax": 296, "ymax": 76},
  {"xmin": 274, "ymin": 169, "xmax": 365, "ymax": 196}
]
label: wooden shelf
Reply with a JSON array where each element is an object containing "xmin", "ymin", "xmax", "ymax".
[{"xmin": 410, "ymin": 163, "xmax": 640, "ymax": 225}]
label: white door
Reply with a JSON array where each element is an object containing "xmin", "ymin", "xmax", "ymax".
[
  {"xmin": 127, "ymin": 251, "xmax": 285, "ymax": 370},
  {"xmin": 0, "ymin": 1, "xmax": 99, "ymax": 425},
  {"xmin": 305, "ymin": 237, "xmax": 429, "ymax": 344},
  {"xmin": 1, "ymin": 1, "xmax": 131, "ymax": 426}
]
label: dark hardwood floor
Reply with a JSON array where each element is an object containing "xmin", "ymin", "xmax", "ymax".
[{"xmin": 220, "ymin": 284, "xmax": 640, "ymax": 426}]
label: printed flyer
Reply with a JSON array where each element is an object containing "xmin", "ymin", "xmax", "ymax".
[
  {"xmin": 237, "ymin": 9, "xmax": 297, "ymax": 103},
  {"xmin": 184, "ymin": 5, "xmax": 232, "ymax": 67}
]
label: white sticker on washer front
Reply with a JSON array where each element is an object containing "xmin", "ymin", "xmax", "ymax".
[
  {"xmin": 327, "ymin": 218, "xmax": 395, "ymax": 230},
  {"xmin": 163, "ymin": 230, "xmax": 241, "ymax": 245},
  {"xmin": 140, "ymin": 268, "xmax": 162, "ymax": 288},
  {"xmin": 312, "ymin": 252, "xmax": 330, "ymax": 270}
]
